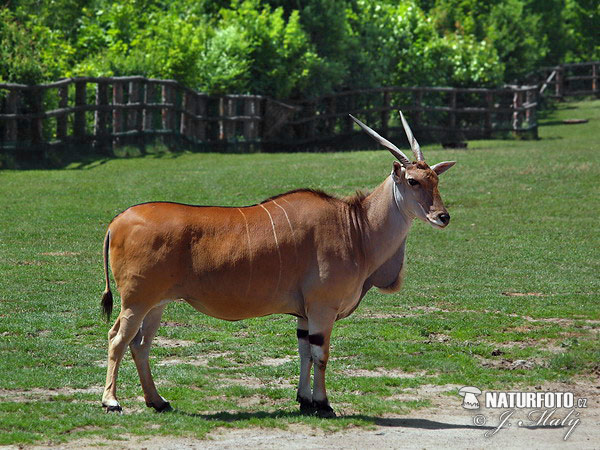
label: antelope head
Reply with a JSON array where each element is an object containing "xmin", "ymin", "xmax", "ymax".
[{"xmin": 350, "ymin": 112, "xmax": 455, "ymax": 229}]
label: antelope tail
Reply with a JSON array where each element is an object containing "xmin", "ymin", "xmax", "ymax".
[{"xmin": 101, "ymin": 230, "xmax": 113, "ymax": 322}]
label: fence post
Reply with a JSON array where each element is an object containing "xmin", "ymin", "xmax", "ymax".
[
  {"xmin": 485, "ymin": 91, "xmax": 493, "ymax": 138},
  {"xmin": 530, "ymin": 88, "xmax": 538, "ymax": 139},
  {"xmin": 182, "ymin": 91, "xmax": 197, "ymax": 142},
  {"xmin": 218, "ymin": 97, "xmax": 224, "ymax": 140},
  {"xmin": 187, "ymin": 93, "xmax": 197, "ymax": 142},
  {"xmin": 29, "ymin": 88, "xmax": 43, "ymax": 147},
  {"xmin": 113, "ymin": 81, "xmax": 123, "ymax": 147},
  {"xmin": 196, "ymin": 94, "xmax": 207, "ymax": 142},
  {"xmin": 227, "ymin": 97, "xmax": 236, "ymax": 140},
  {"xmin": 161, "ymin": 84, "xmax": 168, "ymax": 130},
  {"xmin": 525, "ymin": 88, "xmax": 533, "ymax": 124},
  {"xmin": 593, "ymin": 63, "xmax": 598, "ymax": 96},
  {"xmin": 127, "ymin": 81, "xmax": 141, "ymax": 133},
  {"xmin": 4, "ymin": 89, "xmax": 19, "ymax": 144},
  {"xmin": 243, "ymin": 97, "xmax": 258, "ymax": 141},
  {"xmin": 143, "ymin": 82, "xmax": 154, "ymax": 132},
  {"xmin": 180, "ymin": 91, "xmax": 189, "ymax": 138},
  {"xmin": 219, "ymin": 96, "xmax": 236, "ymax": 141},
  {"xmin": 381, "ymin": 90, "xmax": 390, "ymax": 136},
  {"xmin": 512, "ymin": 89, "xmax": 523, "ymax": 135},
  {"xmin": 555, "ymin": 66, "xmax": 564, "ymax": 98},
  {"xmin": 449, "ymin": 89, "xmax": 457, "ymax": 133},
  {"xmin": 56, "ymin": 85, "xmax": 68, "ymax": 142},
  {"xmin": 161, "ymin": 84, "xmax": 175, "ymax": 131},
  {"xmin": 74, "ymin": 80, "xmax": 87, "ymax": 139},
  {"xmin": 94, "ymin": 81, "xmax": 109, "ymax": 151}
]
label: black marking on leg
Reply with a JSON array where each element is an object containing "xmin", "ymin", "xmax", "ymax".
[
  {"xmin": 155, "ymin": 402, "xmax": 173, "ymax": 413},
  {"xmin": 296, "ymin": 393, "xmax": 315, "ymax": 415},
  {"xmin": 104, "ymin": 404, "xmax": 123, "ymax": 414},
  {"xmin": 297, "ymin": 329, "xmax": 309, "ymax": 339},
  {"xmin": 308, "ymin": 333, "xmax": 324, "ymax": 346},
  {"xmin": 314, "ymin": 358, "xmax": 327, "ymax": 370},
  {"xmin": 313, "ymin": 399, "xmax": 336, "ymax": 418},
  {"xmin": 147, "ymin": 401, "xmax": 173, "ymax": 413}
]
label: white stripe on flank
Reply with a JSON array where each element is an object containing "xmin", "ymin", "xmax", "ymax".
[
  {"xmin": 237, "ymin": 208, "xmax": 253, "ymax": 297},
  {"xmin": 260, "ymin": 203, "xmax": 282, "ymax": 294},
  {"xmin": 272, "ymin": 199, "xmax": 298, "ymax": 262}
]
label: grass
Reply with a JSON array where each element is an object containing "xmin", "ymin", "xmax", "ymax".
[{"xmin": 0, "ymin": 99, "xmax": 599, "ymax": 445}]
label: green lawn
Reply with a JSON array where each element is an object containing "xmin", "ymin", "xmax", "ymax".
[{"xmin": 0, "ymin": 99, "xmax": 598, "ymax": 445}]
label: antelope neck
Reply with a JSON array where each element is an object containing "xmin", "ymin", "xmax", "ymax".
[{"xmin": 362, "ymin": 176, "xmax": 414, "ymax": 272}]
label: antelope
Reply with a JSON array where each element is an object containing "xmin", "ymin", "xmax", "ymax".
[{"xmin": 100, "ymin": 112, "xmax": 455, "ymax": 417}]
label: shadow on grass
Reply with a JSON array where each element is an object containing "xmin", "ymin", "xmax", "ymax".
[
  {"xmin": 539, "ymin": 120, "xmax": 588, "ymax": 127},
  {"xmin": 64, "ymin": 151, "xmax": 185, "ymax": 170},
  {"xmin": 173, "ymin": 409, "xmax": 494, "ymax": 431},
  {"xmin": 2, "ymin": 141, "xmax": 191, "ymax": 171}
]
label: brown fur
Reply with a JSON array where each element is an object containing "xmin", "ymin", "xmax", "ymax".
[{"xmin": 104, "ymin": 189, "xmax": 370, "ymax": 321}]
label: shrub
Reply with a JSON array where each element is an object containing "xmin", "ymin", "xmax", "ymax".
[{"xmin": 0, "ymin": 9, "xmax": 47, "ymax": 84}]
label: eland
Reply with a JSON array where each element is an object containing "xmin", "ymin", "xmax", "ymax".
[{"xmin": 100, "ymin": 112, "xmax": 455, "ymax": 417}]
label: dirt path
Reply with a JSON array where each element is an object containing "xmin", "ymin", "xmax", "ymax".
[
  {"xmin": 21, "ymin": 381, "xmax": 600, "ymax": 449},
  {"xmin": 205, "ymin": 404, "xmax": 599, "ymax": 449}
]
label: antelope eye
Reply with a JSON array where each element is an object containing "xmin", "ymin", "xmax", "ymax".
[{"xmin": 407, "ymin": 178, "xmax": 419, "ymax": 186}]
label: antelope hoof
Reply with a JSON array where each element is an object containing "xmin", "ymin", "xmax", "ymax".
[
  {"xmin": 313, "ymin": 399, "xmax": 336, "ymax": 419},
  {"xmin": 103, "ymin": 401, "xmax": 123, "ymax": 414},
  {"xmin": 297, "ymin": 395, "xmax": 316, "ymax": 415},
  {"xmin": 147, "ymin": 401, "xmax": 173, "ymax": 413}
]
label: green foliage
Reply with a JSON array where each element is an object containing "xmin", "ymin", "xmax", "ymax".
[
  {"xmin": 525, "ymin": 0, "xmax": 568, "ymax": 66},
  {"xmin": 428, "ymin": 0, "xmax": 545, "ymax": 81},
  {"xmin": 74, "ymin": 7, "xmax": 209, "ymax": 85},
  {"xmin": 0, "ymin": 0, "xmax": 598, "ymax": 93},
  {"xmin": 425, "ymin": 0, "xmax": 598, "ymax": 80},
  {"xmin": 11, "ymin": 0, "xmax": 94, "ymax": 39},
  {"xmin": 62, "ymin": 0, "xmax": 321, "ymax": 97},
  {"xmin": 563, "ymin": 0, "xmax": 600, "ymax": 62},
  {"xmin": 0, "ymin": 9, "xmax": 47, "ymax": 84},
  {"xmin": 484, "ymin": 0, "xmax": 545, "ymax": 81},
  {"xmin": 195, "ymin": 24, "xmax": 252, "ymax": 94},
  {"xmin": 348, "ymin": 1, "xmax": 503, "ymax": 87},
  {"xmin": 219, "ymin": 1, "xmax": 322, "ymax": 97}
]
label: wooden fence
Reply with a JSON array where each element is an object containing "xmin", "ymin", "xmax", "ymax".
[
  {"xmin": 537, "ymin": 61, "xmax": 600, "ymax": 98},
  {"xmin": 0, "ymin": 76, "xmax": 285, "ymax": 153},
  {"xmin": 277, "ymin": 85, "xmax": 538, "ymax": 150},
  {"xmin": 0, "ymin": 76, "xmax": 539, "ymax": 160}
]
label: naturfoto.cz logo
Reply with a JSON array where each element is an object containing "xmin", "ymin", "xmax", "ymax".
[
  {"xmin": 459, "ymin": 387, "xmax": 587, "ymax": 441},
  {"xmin": 485, "ymin": 391, "xmax": 579, "ymax": 409}
]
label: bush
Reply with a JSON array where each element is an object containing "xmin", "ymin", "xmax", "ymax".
[
  {"xmin": 0, "ymin": 9, "xmax": 47, "ymax": 84},
  {"xmin": 219, "ymin": 1, "xmax": 323, "ymax": 98},
  {"xmin": 350, "ymin": 1, "xmax": 503, "ymax": 88},
  {"xmin": 1, "ymin": 0, "xmax": 598, "ymax": 93}
]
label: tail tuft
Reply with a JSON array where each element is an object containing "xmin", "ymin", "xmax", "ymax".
[
  {"xmin": 101, "ymin": 290, "xmax": 113, "ymax": 322},
  {"xmin": 101, "ymin": 229, "xmax": 113, "ymax": 323}
]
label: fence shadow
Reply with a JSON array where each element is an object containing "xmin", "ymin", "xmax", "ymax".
[
  {"xmin": 1, "ymin": 138, "xmax": 195, "ymax": 170},
  {"xmin": 173, "ymin": 409, "xmax": 494, "ymax": 431}
]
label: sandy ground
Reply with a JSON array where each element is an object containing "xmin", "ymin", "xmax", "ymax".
[{"xmin": 10, "ymin": 380, "xmax": 600, "ymax": 450}]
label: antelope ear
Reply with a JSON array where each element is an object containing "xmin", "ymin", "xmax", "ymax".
[
  {"xmin": 392, "ymin": 161, "xmax": 405, "ymax": 182},
  {"xmin": 431, "ymin": 161, "xmax": 456, "ymax": 175}
]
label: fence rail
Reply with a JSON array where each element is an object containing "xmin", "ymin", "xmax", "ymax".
[
  {"xmin": 0, "ymin": 76, "xmax": 540, "ymax": 159},
  {"xmin": 536, "ymin": 61, "xmax": 600, "ymax": 98}
]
